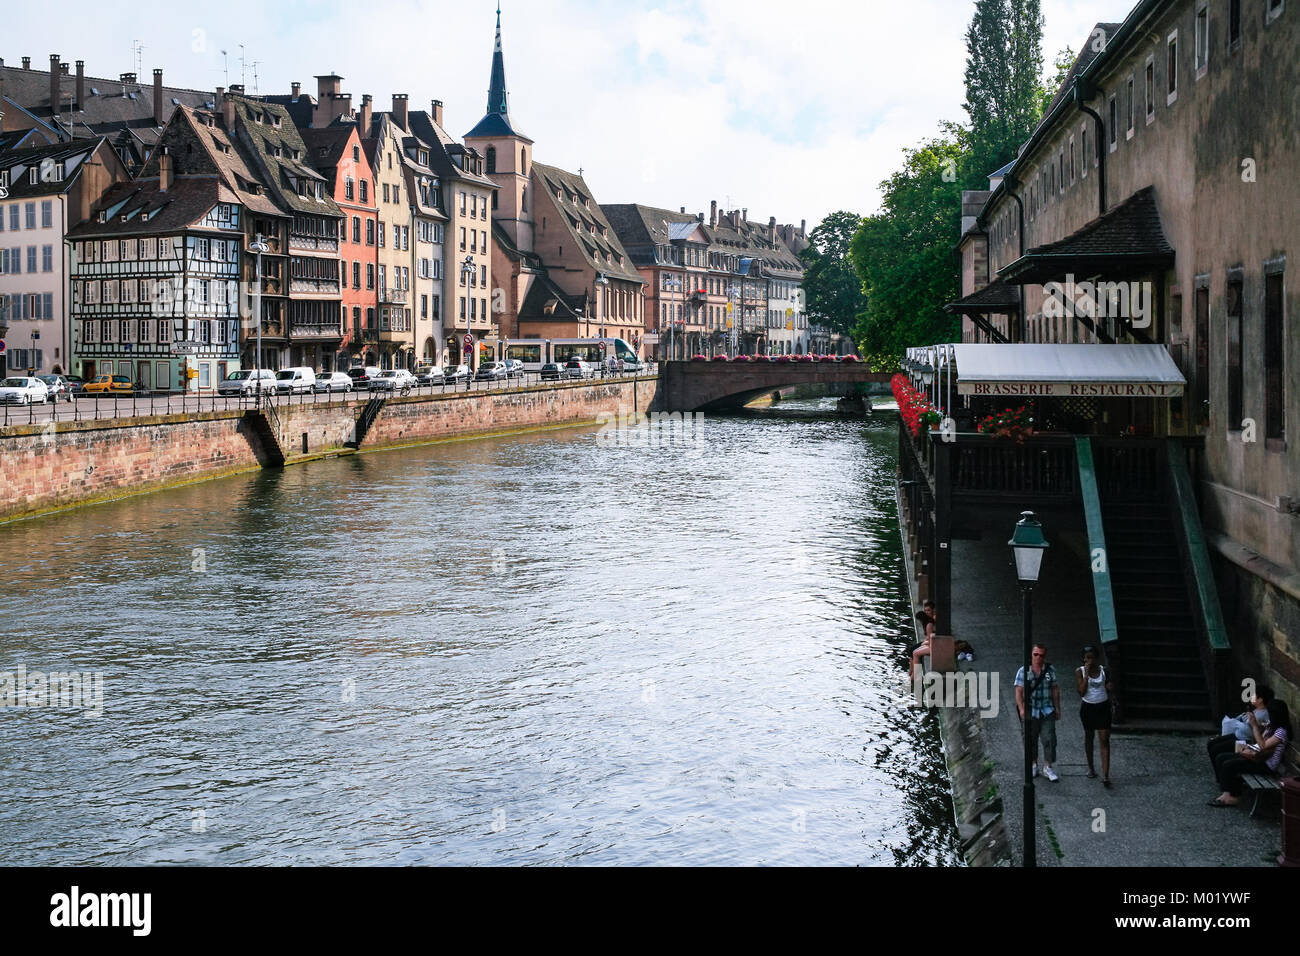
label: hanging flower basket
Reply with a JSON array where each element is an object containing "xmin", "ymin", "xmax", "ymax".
[{"xmin": 977, "ymin": 406, "xmax": 1034, "ymax": 442}]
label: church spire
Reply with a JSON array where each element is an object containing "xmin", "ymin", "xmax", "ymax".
[
  {"xmin": 464, "ymin": 4, "xmax": 532, "ymax": 142},
  {"xmin": 487, "ymin": 3, "xmax": 509, "ymax": 118}
]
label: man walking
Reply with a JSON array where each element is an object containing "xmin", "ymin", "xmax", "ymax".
[{"xmin": 1015, "ymin": 643, "xmax": 1061, "ymax": 782}]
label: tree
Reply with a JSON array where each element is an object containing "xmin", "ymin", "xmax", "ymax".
[
  {"xmin": 964, "ymin": 0, "xmax": 1045, "ymax": 178},
  {"xmin": 1038, "ymin": 46, "xmax": 1077, "ymax": 117},
  {"xmin": 849, "ymin": 135, "xmax": 967, "ymax": 366},
  {"xmin": 800, "ymin": 212, "xmax": 868, "ymax": 342}
]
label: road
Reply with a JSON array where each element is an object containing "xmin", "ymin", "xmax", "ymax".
[{"xmin": 0, "ymin": 369, "xmax": 655, "ymax": 428}]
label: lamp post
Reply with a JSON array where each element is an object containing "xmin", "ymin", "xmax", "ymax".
[
  {"xmin": 663, "ymin": 274, "xmax": 682, "ymax": 361},
  {"xmin": 727, "ymin": 283, "xmax": 740, "ymax": 357},
  {"xmin": 249, "ymin": 234, "xmax": 271, "ymax": 407},
  {"xmin": 1009, "ymin": 510, "xmax": 1050, "ymax": 869},
  {"xmin": 461, "ymin": 255, "xmax": 475, "ymax": 384}
]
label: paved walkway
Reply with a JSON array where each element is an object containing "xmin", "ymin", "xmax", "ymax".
[{"xmin": 950, "ymin": 532, "xmax": 1282, "ymax": 867}]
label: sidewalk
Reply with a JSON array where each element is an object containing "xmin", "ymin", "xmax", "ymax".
[{"xmin": 949, "ymin": 533, "xmax": 1282, "ymax": 866}]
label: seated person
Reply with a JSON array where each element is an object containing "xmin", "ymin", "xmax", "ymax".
[
  {"xmin": 910, "ymin": 600, "xmax": 937, "ymax": 678},
  {"xmin": 1209, "ymin": 699, "xmax": 1292, "ymax": 807},
  {"xmin": 1208, "ymin": 684, "xmax": 1273, "ymax": 773}
]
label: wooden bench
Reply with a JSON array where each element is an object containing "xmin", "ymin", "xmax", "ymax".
[{"xmin": 1242, "ymin": 741, "xmax": 1300, "ymax": 818}]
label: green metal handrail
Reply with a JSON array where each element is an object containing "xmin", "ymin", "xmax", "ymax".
[
  {"xmin": 1076, "ymin": 438, "xmax": 1120, "ymax": 645},
  {"xmin": 1165, "ymin": 440, "xmax": 1231, "ymax": 651}
]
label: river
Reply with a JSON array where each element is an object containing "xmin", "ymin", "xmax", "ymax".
[{"xmin": 0, "ymin": 397, "xmax": 960, "ymax": 866}]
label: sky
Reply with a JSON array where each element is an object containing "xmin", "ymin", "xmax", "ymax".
[{"xmin": 5, "ymin": 0, "xmax": 1108, "ymax": 235}]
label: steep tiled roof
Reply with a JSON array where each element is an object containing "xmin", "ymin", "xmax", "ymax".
[
  {"xmin": 519, "ymin": 273, "xmax": 586, "ymax": 320},
  {"xmin": 534, "ymin": 162, "xmax": 642, "ymax": 284},
  {"xmin": 300, "ymin": 126, "xmax": 352, "ymax": 171},
  {"xmin": 0, "ymin": 61, "xmax": 212, "ymax": 132},
  {"xmin": 66, "ymin": 177, "xmax": 229, "ymax": 239},
  {"xmin": 228, "ymin": 96, "xmax": 341, "ymax": 219},
  {"xmin": 0, "ymin": 138, "xmax": 110, "ymax": 198},
  {"xmin": 999, "ymin": 186, "xmax": 1174, "ymax": 282}
]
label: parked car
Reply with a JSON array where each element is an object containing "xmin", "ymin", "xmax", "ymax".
[
  {"xmin": 83, "ymin": 374, "xmax": 134, "ymax": 395},
  {"xmin": 37, "ymin": 375, "xmax": 73, "ymax": 402},
  {"xmin": 347, "ymin": 366, "xmax": 383, "ymax": 391},
  {"xmin": 475, "ymin": 362, "xmax": 508, "ymax": 382},
  {"xmin": 415, "ymin": 365, "xmax": 446, "ymax": 386},
  {"xmin": 540, "ymin": 362, "xmax": 562, "ymax": 381},
  {"xmin": 370, "ymin": 369, "xmax": 417, "ymax": 393},
  {"xmin": 504, "ymin": 360, "xmax": 525, "ymax": 379},
  {"xmin": 275, "ymin": 367, "xmax": 317, "ymax": 394},
  {"xmin": 444, "ymin": 364, "xmax": 471, "ymax": 384},
  {"xmin": 0, "ymin": 376, "xmax": 52, "ymax": 405},
  {"xmin": 63, "ymin": 374, "xmax": 87, "ymax": 395},
  {"xmin": 314, "ymin": 371, "xmax": 354, "ymax": 393},
  {"xmin": 218, "ymin": 369, "xmax": 278, "ymax": 397},
  {"xmin": 563, "ymin": 359, "xmax": 594, "ymax": 380}
]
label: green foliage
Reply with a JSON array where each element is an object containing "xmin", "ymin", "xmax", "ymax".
[
  {"xmin": 800, "ymin": 211, "xmax": 868, "ymax": 341},
  {"xmin": 1038, "ymin": 46, "xmax": 1078, "ymax": 117},
  {"xmin": 964, "ymin": 0, "xmax": 1045, "ymax": 177},
  {"xmin": 848, "ymin": 135, "xmax": 966, "ymax": 363}
]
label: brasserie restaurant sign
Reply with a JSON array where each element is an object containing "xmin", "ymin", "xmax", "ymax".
[{"xmin": 959, "ymin": 381, "xmax": 1184, "ymax": 397}]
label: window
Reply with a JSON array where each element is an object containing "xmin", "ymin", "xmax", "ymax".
[
  {"xmin": 460, "ymin": 192, "xmax": 467, "ymax": 215},
  {"xmin": 41, "ymin": 201, "xmax": 52, "ymax": 228},
  {"xmin": 366, "ymin": 219, "xmax": 375, "ymax": 245},
  {"xmin": 352, "ymin": 216, "xmax": 361, "ymax": 244},
  {"xmin": 1264, "ymin": 266, "xmax": 1285, "ymax": 444},
  {"xmin": 27, "ymin": 246, "xmax": 37, "ymax": 273},
  {"xmin": 378, "ymin": 222, "xmax": 385, "ymax": 247},
  {"xmin": 353, "ymin": 145, "xmax": 361, "ymax": 163},
  {"xmin": 8, "ymin": 206, "xmax": 18, "ymax": 231},
  {"xmin": 486, "ymin": 147, "xmax": 496, "ymax": 174},
  {"xmin": 1070, "ymin": 136, "xmax": 1076, "ymax": 184},
  {"xmin": 383, "ymin": 183, "xmax": 390, "ymax": 203},
  {"xmin": 1267, "ymin": 0, "xmax": 1284, "ymax": 24},
  {"xmin": 1108, "ymin": 95, "xmax": 1118, "ymax": 150},
  {"xmin": 196, "ymin": 237, "xmax": 211, "ymax": 260},
  {"xmin": 1145, "ymin": 57, "xmax": 1156, "ymax": 121},
  {"xmin": 359, "ymin": 180, "xmax": 368, "ymax": 204},
  {"xmin": 345, "ymin": 177, "xmax": 355, "ymax": 200},
  {"xmin": 1126, "ymin": 76, "xmax": 1135, "ymax": 137},
  {"xmin": 366, "ymin": 263, "xmax": 375, "ymax": 289},
  {"xmin": 1195, "ymin": 5, "xmax": 1209, "ymax": 76},
  {"xmin": 459, "ymin": 227, "xmax": 466, "ymax": 251},
  {"xmin": 1167, "ymin": 31, "xmax": 1179, "ymax": 104},
  {"xmin": 1227, "ymin": 0, "xmax": 1242, "ymax": 47},
  {"xmin": 26, "ymin": 203, "xmax": 37, "ymax": 229},
  {"xmin": 1194, "ymin": 280, "xmax": 1210, "ymax": 425},
  {"xmin": 1226, "ymin": 272, "xmax": 1244, "ymax": 431}
]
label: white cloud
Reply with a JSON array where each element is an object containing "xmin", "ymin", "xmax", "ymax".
[{"xmin": 5, "ymin": 0, "xmax": 1120, "ymax": 233}]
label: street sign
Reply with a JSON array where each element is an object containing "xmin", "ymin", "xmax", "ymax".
[
  {"xmin": 643, "ymin": 334, "xmax": 660, "ymax": 345},
  {"xmin": 463, "ymin": 334, "xmax": 473, "ymax": 349},
  {"xmin": 30, "ymin": 331, "xmax": 39, "ymax": 341},
  {"xmin": 0, "ymin": 339, "xmax": 6, "ymax": 354},
  {"xmin": 171, "ymin": 342, "xmax": 201, "ymax": 355}
]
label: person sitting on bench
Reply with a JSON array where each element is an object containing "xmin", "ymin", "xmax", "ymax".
[{"xmin": 1209, "ymin": 699, "xmax": 1292, "ymax": 807}]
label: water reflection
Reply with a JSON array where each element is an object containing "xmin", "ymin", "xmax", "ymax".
[{"xmin": 0, "ymin": 397, "xmax": 960, "ymax": 865}]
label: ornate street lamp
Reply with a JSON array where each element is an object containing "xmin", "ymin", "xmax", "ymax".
[
  {"xmin": 1009, "ymin": 510, "xmax": 1050, "ymax": 869},
  {"xmin": 461, "ymin": 255, "xmax": 475, "ymax": 384},
  {"xmin": 249, "ymin": 234, "xmax": 271, "ymax": 406}
]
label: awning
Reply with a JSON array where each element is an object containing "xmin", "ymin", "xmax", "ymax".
[
  {"xmin": 952, "ymin": 343, "xmax": 1185, "ymax": 397},
  {"xmin": 998, "ymin": 186, "xmax": 1175, "ymax": 285}
]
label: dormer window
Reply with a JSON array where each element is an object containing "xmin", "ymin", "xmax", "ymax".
[
  {"xmin": 418, "ymin": 150, "xmax": 428, "ymax": 166},
  {"xmin": 29, "ymin": 167, "xmax": 39, "ymax": 185}
]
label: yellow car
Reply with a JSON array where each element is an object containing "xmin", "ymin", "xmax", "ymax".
[{"xmin": 82, "ymin": 374, "xmax": 134, "ymax": 394}]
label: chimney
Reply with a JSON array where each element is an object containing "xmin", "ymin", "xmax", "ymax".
[
  {"xmin": 710, "ymin": 201, "xmax": 717, "ymax": 227},
  {"xmin": 50, "ymin": 55, "xmax": 61, "ymax": 114},
  {"xmin": 75, "ymin": 60, "xmax": 84, "ymax": 108},
  {"xmin": 61, "ymin": 62, "xmax": 69, "ymax": 74},
  {"xmin": 769, "ymin": 216, "xmax": 777, "ymax": 242},
  {"xmin": 392, "ymin": 93, "xmax": 408, "ymax": 131},
  {"xmin": 742, "ymin": 207, "xmax": 747, "ymax": 223},
  {"xmin": 159, "ymin": 146, "xmax": 172, "ymax": 192},
  {"xmin": 221, "ymin": 90, "xmax": 236, "ymax": 129},
  {"xmin": 800, "ymin": 219, "xmax": 807, "ymax": 236},
  {"xmin": 330, "ymin": 93, "xmax": 352, "ymax": 124},
  {"xmin": 680, "ymin": 207, "xmax": 686, "ymax": 214},
  {"xmin": 153, "ymin": 69, "xmax": 165, "ymax": 126},
  {"xmin": 431, "ymin": 99, "xmax": 443, "ymax": 127},
  {"xmin": 291, "ymin": 81, "xmax": 301, "ymax": 100},
  {"xmin": 228, "ymin": 83, "xmax": 244, "ymax": 96},
  {"xmin": 359, "ymin": 94, "xmax": 373, "ymax": 134},
  {"xmin": 316, "ymin": 74, "xmax": 342, "ymax": 101},
  {"xmin": 22, "ymin": 57, "xmax": 31, "ymax": 70}
]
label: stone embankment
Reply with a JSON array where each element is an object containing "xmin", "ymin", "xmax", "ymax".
[{"xmin": 0, "ymin": 376, "xmax": 657, "ymax": 523}]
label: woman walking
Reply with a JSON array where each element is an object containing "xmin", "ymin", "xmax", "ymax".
[{"xmin": 1076, "ymin": 645, "xmax": 1114, "ymax": 788}]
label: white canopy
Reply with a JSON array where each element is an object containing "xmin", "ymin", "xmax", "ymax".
[{"xmin": 951, "ymin": 344, "xmax": 1186, "ymax": 398}]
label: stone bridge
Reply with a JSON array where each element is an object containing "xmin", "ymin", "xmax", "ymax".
[{"xmin": 657, "ymin": 360, "xmax": 891, "ymax": 411}]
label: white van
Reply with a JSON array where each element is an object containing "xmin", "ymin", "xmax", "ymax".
[{"xmin": 275, "ymin": 367, "xmax": 317, "ymax": 394}]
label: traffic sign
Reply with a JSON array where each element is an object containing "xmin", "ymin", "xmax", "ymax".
[
  {"xmin": 0, "ymin": 339, "xmax": 6, "ymax": 354},
  {"xmin": 30, "ymin": 331, "xmax": 39, "ymax": 341},
  {"xmin": 463, "ymin": 334, "xmax": 473, "ymax": 349}
]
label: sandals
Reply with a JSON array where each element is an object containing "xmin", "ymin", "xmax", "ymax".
[{"xmin": 1207, "ymin": 797, "xmax": 1234, "ymax": 807}]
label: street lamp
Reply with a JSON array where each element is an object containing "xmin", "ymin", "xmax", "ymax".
[
  {"xmin": 1009, "ymin": 510, "xmax": 1050, "ymax": 869},
  {"xmin": 249, "ymin": 234, "xmax": 271, "ymax": 406},
  {"xmin": 663, "ymin": 274, "xmax": 682, "ymax": 362},
  {"xmin": 727, "ymin": 283, "xmax": 740, "ymax": 358},
  {"xmin": 461, "ymin": 255, "xmax": 475, "ymax": 383}
]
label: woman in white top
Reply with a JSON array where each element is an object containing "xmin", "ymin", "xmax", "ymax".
[{"xmin": 1075, "ymin": 645, "xmax": 1115, "ymax": 788}]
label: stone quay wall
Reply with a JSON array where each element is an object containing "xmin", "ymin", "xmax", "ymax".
[{"xmin": 0, "ymin": 377, "xmax": 659, "ymax": 523}]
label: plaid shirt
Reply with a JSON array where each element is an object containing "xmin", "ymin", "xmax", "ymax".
[{"xmin": 1015, "ymin": 664, "xmax": 1057, "ymax": 718}]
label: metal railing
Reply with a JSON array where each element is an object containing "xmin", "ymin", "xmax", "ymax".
[{"xmin": 0, "ymin": 368, "xmax": 658, "ymax": 428}]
